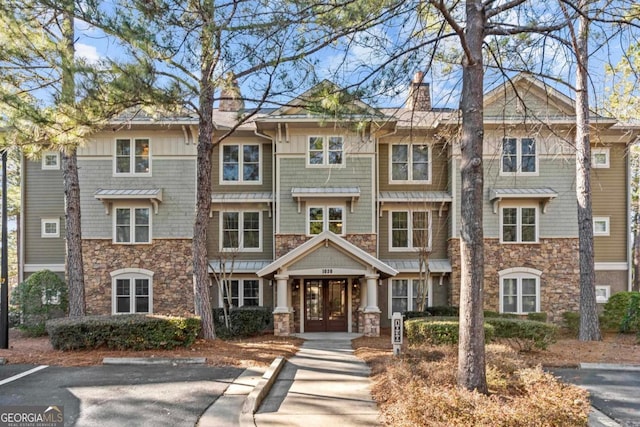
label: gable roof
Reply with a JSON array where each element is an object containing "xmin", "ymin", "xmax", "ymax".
[
  {"xmin": 263, "ymin": 80, "xmax": 388, "ymax": 120},
  {"xmin": 256, "ymin": 230, "xmax": 398, "ymax": 279}
]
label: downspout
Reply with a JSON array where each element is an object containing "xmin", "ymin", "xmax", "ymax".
[{"xmin": 19, "ymin": 151, "xmax": 25, "ymax": 283}]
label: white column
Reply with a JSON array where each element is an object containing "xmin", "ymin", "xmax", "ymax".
[
  {"xmin": 274, "ymin": 274, "xmax": 289, "ymax": 313},
  {"xmin": 359, "ymin": 278, "xmax": 368, "ymax": 310},
  {"xmin": 364, "ymin": 274, "xmax": 380, "ymax": 313}
]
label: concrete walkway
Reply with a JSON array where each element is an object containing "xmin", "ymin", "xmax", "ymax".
[{"xmin": 253, "ymin": 333, "xmax": 382, "ymax": 427}]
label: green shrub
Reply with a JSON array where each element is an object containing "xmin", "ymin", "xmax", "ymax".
[
  {"xmin": 405, "ymin": 317, "xmax": 495, "ymax": 345},
  {"xmin": 213, "ymin": 306, "xmax": 272, "ymax": 339},
  {"xmin": 483, "ymin": 310, "xmax": 501, "ymax": 318},
  {"xmin": 562, "ymin": 311, "xmax": 580, "ymax": 336},
  {"xmin": 11, "ymin": 270, "xmax": 68, "ymax": 336},
  {"xmin": 425, "ymin": 306, "xmax": 459, "ymax": 317},
  {"xmin": 486, "ymin": 318, "xmax": 558, "ymax": 351},
  {"xmin": 602, "ymin": 292, "xmax": 640, "ymax": 333},
  {"xmin": 46, "ymin": 315, "xmax": 201, "ymax": 350},
  {"xmin": 403, "ymin": 311, "xmax": 432, "ymax": 320},
  {"xmin": 527, "ymin": 312, "xmax": 547, "ymax": 322}
]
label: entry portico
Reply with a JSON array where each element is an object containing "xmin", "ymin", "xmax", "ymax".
[{"xmin": 257, "ymin": 231, "xmax": 398, "ymax": 337}]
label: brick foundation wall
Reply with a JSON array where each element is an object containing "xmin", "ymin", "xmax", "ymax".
[
  {"xmin": 448, "ymin": 238, "xmax": 580, "ymax": 322},
  {"xmin": 83, "ymin": 239, "xmax": 194, "ymax": 316}
]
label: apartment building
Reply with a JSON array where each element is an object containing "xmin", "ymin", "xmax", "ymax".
[{"xmin": 20, "ymin": 73, "xmax": 637, "ymax": 337}]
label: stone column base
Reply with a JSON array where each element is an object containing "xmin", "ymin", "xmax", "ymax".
[
  {"xmin": 274, "ymin": 312, "xmax": 292, "ymax": 336},
  {"xmin": 357, "ymin": 309, "xmax": 365, "ymax": 334},
  {"xmin": 363, "ymin": 312, "xmax": 380, "ymax": 337}
]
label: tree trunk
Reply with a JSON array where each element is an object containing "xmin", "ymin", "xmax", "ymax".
[
  {"xmin": 575, "ymin": 6, "xmax": 601, "ymax": 341},
  {"xmin": 634, "ymin": 200, "xmax": 640, "ymax": 292},
  {"xmin": 457, "ymin": 0, "xmax": 487, "ymax": 393},
  {"xmin": 192, "ymin": 4, "xmax": 217, "ymax": 340},
  {"xmin": 61, "ymin": 3, "xmax": 85, "ymax": 317}
]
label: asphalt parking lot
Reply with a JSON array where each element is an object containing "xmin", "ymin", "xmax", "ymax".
[
  {"xmin": 0, "ymin": 363, "xmax": 243, "ymax": 427},
  {"xmin": 552, "ymin": 367, "xmax": 640, "ymax": 426}
]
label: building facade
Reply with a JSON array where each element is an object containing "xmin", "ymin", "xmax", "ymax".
[{"xmin": 20, "ymin": 74, "xmax": 638, "ymax": 336}]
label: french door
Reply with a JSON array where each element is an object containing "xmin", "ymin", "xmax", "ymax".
[{"xmin": 304, "ymin": 279, "xmax": 347, "ymax": 332}]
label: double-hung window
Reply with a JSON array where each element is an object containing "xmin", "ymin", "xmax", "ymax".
[
  {"xmin": 390, "ymin": 211, "xmax": 431, "ymax": 250},
  {"xmin": 308, "ymin": 206, "xmax": 344, "ymax": 235},
  {"xmin": 308, "ymin": 136, "xmax": 344, "ymax": 166},
  {"xmin": 111, "ymin": 269, "xmax": 154, "ymax": 314},
  {"xmin": 221, "ymin": 279, "xmax": 261, "ymax": 308},
  {"xmin": 501, "ymin": 206, "xmax": 537, "ymax": 243},
  {"xmin": 390, "ymin": 143, "xmax": 430, "ymax": 182},
  {"xmin": 389, "ymin": 278, "xmax": 430, "ymax": 317},
  {"xmin": 500, "ymin": 270, "xmax": 540, "ymax": 314},
  {"xmin": 222, "ymin": 143, "xmax": 261, "ymax": 183},
  {"xmin": 115, "ymin": 207, "xmax": 151, "ymax": 244},
  {"xmin": 115, "ymin": 138, "xmax": 150, "ymax": 175},
  {"xmin": 501, "ymin": 137, "xmax": 536, "ymax": 174},
  {"xmin": 221, "ymin": 211, "xmax": 261, "ymax": 250}
]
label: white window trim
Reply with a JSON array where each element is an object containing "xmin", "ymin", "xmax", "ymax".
[
  {"xmin": 595, "ymin": 285, "xmax": 611, "ymax": 303},
  {"xmin": 389, "ymin": 143, "xmax": 432, "ymax": 184},
  {"xmin": 113, "ymin": 137, "xmax": 152, "ymax": 177},
  {"xmin": 593, "ymin": 217, "xmax": 610, "ymax": 236},
  {"xmin": 306, "ymin": 135, "xmax": 345, "ymax": 168},
  {"xmin": 306, "ymin": 205, "xmax": 345, "ymax": 236},
  {"xmin": 499, "ymin": 267, "xmax": 542, "ymax": 314},
  {"xmin": 41, "ymin": 151, "xmax": 60, "ymax": 170},
  {"xmin": 219, "ymin": 210, "xmax": 263, "ymax": 252},
  {"xmin": 499, "ymin": 137, "xmax": 539, "ymax": 177},
  {"xmin": 220, "ymin": 142, "xmax": 263, "ymax": 185},
  {"xmin": 110, "ymin": 268, "xmax": 154, "ymax": 315},
  {"xmin": 41, "ymin": 218, "xmax": 60, "ymax": 238},
  {"xmin": 218, "ymin": 278, "xmax": 264, "ymax": 307},
  {"xmin": 389, "ymin": 210, "xmax": 432, "ymax": 252},
  {"xmin": 112, "ymin": 204, "xmax": 152, "ymax": 244},
  {"xmin": 387, "ymin": 277, "xmax": 432, "ymax": 318},
  {"xmin": 592, "ymin": 148, "xmax": 610, "ymax": 168},
  {"xmin": 499, "ymin": 204, "xmax": 539, "ymax": 244}
]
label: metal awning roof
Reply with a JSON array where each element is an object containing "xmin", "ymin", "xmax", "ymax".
[
  {"xmin": 211, "ymin": 192, "xmax": 273, "ymax": 204},
  {"xmin": 489, "ymin": 187, "xmax": 558, "ymax": 214},
  {"xmin": 208, "ymin": 260, "xmax": 272, "ymax": 274},
  {"xmin": 94, "ymin": 188, "xmax": 163, "ymax": 214},
  {"xmin": 378, "ymin": 191, "xmax": 452, "ymax": 203},
  {"xmin": 291, "ymin": 187, "xmax": 360, "ymax": 213},
  {"xmin": 382, "ymin": 259, "xmax": 452, "ymax": 273}
]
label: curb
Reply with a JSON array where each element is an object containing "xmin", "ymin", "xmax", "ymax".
[
  {"xmin": 239, "ymin": 356, "xmax": 286, "ymax": 426},
  {"xmin": 589, "ymin": 407, "xmax": 621, "ymax": 427},
  {"xmin": 0, "ymin": 357, "xmax": 5, "ymax": 365},
  {"xmin": 102, "ymin": 357, "xmax": 206, "ymax": 365},
  {"xmin": 580, "ymin": 363, "xmax": 640, "ymax": 372}
]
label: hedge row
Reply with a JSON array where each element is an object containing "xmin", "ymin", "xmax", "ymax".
[
  {"xmin": 485, "ymin": 317, "xmax": 557, "ymax": 350},
  {"xmin": 213, "ymin": 306, "xmax": 272, "ymax": 339},
  {"xmin": 405, "ymin": 316, "xmax": 495, "ymax": 345},
  {"xmin": 46, "ymin": 315, "xmax": 201, "ymax": 350},
  {"xmin": 405, "ymin": 316, "xmax": 557, "ymax": 350}
]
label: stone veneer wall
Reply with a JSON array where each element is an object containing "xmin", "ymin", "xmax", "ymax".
[
  {"xmin": 83, "ymin": 239, "xmax": 194, "ymax": 316},
  {"xmin": 448, "ymin": 238, "xmax": 580, "ymax": 323},
  {"xmin": 275, "ymin": 234, "xmax": 377, "ymax": 258}
]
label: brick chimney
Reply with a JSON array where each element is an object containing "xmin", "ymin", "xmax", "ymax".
[
  {"xmin": 407, "ymin": 71, "xmax": 431, "ymax": 111},
  {"xmin": 219, "ymin": 79, "xmax": 244, "ymax": 112}
]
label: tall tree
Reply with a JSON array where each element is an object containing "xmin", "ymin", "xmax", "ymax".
[
  {"xmin": 87, "ymin": 0, "xmax": 401, "ymax": 339},
  {"xmin": 561, "ymin": 0, "xmax": 602, "ymax": 341}
]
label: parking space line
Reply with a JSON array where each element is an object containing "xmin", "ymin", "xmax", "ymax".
[{"xmin": 0, "ymin": 365, "xmax": 48, "ymax": 386}]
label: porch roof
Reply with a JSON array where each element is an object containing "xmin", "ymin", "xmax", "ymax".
[
  {"xmin": 211, "ymin": 192, "xmax": 273, "ymax": 204},
  {"xmin": 378, "ymin": 191, "xmax": 452, "ymax": 203},
  {"xmin": 256, "ymin": 230, "xmax": 398, "ymax": 279},
  {"xmin": 489, "ymin": 187, "xmax": 558, "ymax": 214}
]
